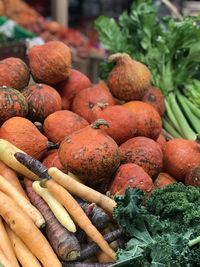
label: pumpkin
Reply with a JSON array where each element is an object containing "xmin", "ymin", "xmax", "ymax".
[
  {"xmin": 120, "ymin": 136, "xmax": 163, "ymax": 179},
  {"xmin": 90, "ymin": 103, "xmax": 137, "ymax": 145},
  {"xmin": 109, "ymin": 163, "xmax": 154, "ymax": 195},
  {"xmin": 0, "ymin": 86, "xmax": 28, "ymax": 125},
  {"xmin": 43, "ymin": 110, "xmax": 89, "ymax": 144},
  {"xmin": 42, "ymin": 149, "xmax": 68, "ymax": 173},
  {"xmin": 58, "ymin": 119, "xmax": 121, "ymax": 192},
  {"xmin": 0, "ymin": 116, "xmax": 50, "ymax": 159},
  {"xmin": 72, "ymin": 80, "xmax": 115, "ymax": 122},
  {"xmin": 28, "ymin": 41, "xmax": 71, "ymax": 84},
  {"xmin": 21, "ymin": 83, "xmax": 62, "ymax": 122},
  {"xmin": 56, "ymin": 69, "xmax": 92, "ymax": 109},
  {"xmin": 0, "ymin": 57, "xmax": 30, "ymax": 90}
]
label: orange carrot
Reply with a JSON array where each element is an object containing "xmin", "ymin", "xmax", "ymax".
[
  {"xmin": 0, "ymin": 160, "xmax": 27, "ymax": 198},
  {"xmin": 0, "ymin": 217, "xmax": 20, "ymax": 267},
  {"xmin": 0, "ymin": 191, "xmax": 62, "ymax": 267},
  {"xmin": 46, "ymin": 179, "xmax": 116, "ymax": 260},
  {"xmin": 5, "ymin": 224, "xmax": 42, "ymax": 267},
  {"xmin": 48, "ymin": 167, "xmax": 116, "ymax": 214},
  {"xmin": 0, "ymin": 247, "xmax": 14, "ymax": 267},
  {"xmin": 96, "ymin": 251, "xmax": 115, "ymax": 263},
  {"xmin": 0, "ymin": 175, "xmax": 45, "ymax": 228}
]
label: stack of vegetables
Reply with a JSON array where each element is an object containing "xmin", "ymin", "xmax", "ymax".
[
  {"xmin": 95, "ymin": 0, "xmax": 200, "ymax": 140},
  {"xmin": 0, "ymin": 36, "xmax": 199, "ymax": 266}
]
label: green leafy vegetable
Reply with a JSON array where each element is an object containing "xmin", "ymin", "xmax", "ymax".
[
  {"xmin": 111, "ymin": 184, "xmax": 200, "ymax": 266},
  {"xmin": 95, "ymin": 0, "xmax": 200, "ymax": 139}
]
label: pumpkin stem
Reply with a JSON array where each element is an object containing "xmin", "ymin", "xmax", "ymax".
[
  {"xmin": 108, "ymin": 52, "xmax": 131, "ymax": 63},
  {"xmin": 47, "ymin": 141, "xmax": 59, "ymax": 150},
  {"xmin": 34, "ymin": 121, "xmax": 43, "ymax": 133},
  {"xmin": 96, "ymin": 102, "xmax": 109, "ymax": 110},
  {"xmin": 91, "ymin": 119, "xmax": 109, "ymax": 129}
]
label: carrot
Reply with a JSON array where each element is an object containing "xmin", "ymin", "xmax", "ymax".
[
  {"xmin": 14, "ymin": 153, "xmax": 116, "ymax": 214},
  {"xmin": 0, "ymin": 247, "xmax": 14, "ymax": 267},
  {"xmin": 61, "ymin": 263, "xmax": 113, "ymax": 267},
  {"xmin": 32, "ymin": 181, "xmax": 76, "ymax": 232},
  {"xmin": 0, "ymin": 139, "xmax": 38, "ymax": 180},
  {"xmin": 96, "ymin": 251, "xmax": 115, "ymax": 263},
  {"xmin": 0, "ymin": 175, "xmax": 45, "ymax": 228},
  {"xmin": 48, "ymin": 167, "xmax": 116, "ymax": 214},
  {"xmin": 24, "ymin": 179, "xmax": 80, "ymax": 261},
  {"xmin": 0, "ymin": 160, "xmax": 27, "ymax": 198},
  {"xmin": 46, "ymin": 180, "xmax": 116, "ymax": 260},
  {"xmin": 5, "ymin": 224, "xmax": 42, "ymax": 267},
  {"xmin": 0, "ymin": 191, "xmax": 62, "ymax": 267},
  {"xmin": 0, "ymin": 217, "xmax": 20, "ymax": 267}
]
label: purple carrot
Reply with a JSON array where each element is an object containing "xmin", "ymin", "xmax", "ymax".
[{"xmin": 62, "ymin": 262, "xmax": 113, "ymax": 267}]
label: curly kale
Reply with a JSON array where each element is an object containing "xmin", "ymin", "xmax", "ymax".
[{"xmin": 112, "ymin": 184, "xmax": 200, "ymax": 267}]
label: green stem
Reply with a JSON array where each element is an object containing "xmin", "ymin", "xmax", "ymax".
[
  {"xmin": 176, "ymin": 92, "xmax": 200, "ymax": 133},
  {"xmin": 162, "ymin": 117, "xmax": 183, "ymax": 138},
  {"xmin": 167, "ymin": 93, "xmax": 196, "ymax": 140},
  {"xmin": 188, "ymin": 235, "xmax": 200, "ymax": 247},
  {"xmin": 183, "ymin": 96, "xmax": 200, "ymax": 119},
  {"xmin": 164, "ymin": 99, "xmax": 182, "ymax": 133}
]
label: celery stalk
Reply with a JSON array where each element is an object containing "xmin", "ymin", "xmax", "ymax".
[{"xmin": 162, "ymin": 117, "xmax": 183, "ymax": 138}]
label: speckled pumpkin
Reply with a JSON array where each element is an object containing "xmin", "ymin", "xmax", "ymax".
[
  {"xmin": 0, "ymin": 86, "xmax": 28, "ymax": 125},
  {"xmin": 43, "ymin": 110, "xmax": 89, "ymax": 144},
  {"xmin": 109, "ymin": 163, "xmax": 154, "ymax": 195},
  {"xmin": 58, "ymin": 119, "xmax": 121, "ymax": 191},
  {"xmin": 28, "ymin": 41, "xmax": 71, "ymax": 84},
  {"xmin": 120, "ymin": 136, "xmax": 163, "ymax": 179},
  {"xmin": 0, "ymin": 57, "xmax": 30, "ymax": 90},
  {"xmin": 21, "ymin": 83, "xmax": 62, "ymax": 122},
  {"xmin": 42, "ymin": 149, "xmax": 68, "ymax": 173},
  {"xmin": 72, "ymin": 80, "xmax": 115, "ymax": 123},
  {"xmin": 0, "ymin": 116, "xmax": 49, "ymax": 159}
]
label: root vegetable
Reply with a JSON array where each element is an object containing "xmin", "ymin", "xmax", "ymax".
[
  {"xmin": 109, "ymin": 163, "xmax": 154, "ymax": 195},
  {"xmin": 163, "ymin": 138, "xmax": 200, "ymax": 181},
  {"xmin": 123, "ymin": 101, "xmax": 162, "ymax": 140},
  {"xmin": 32, "ymin": 180, "xmax": 76, "ymax": 232},
  {"xmin": 5, "ymin": 224, "xmax": 42, "ymax": 267},
  {"xmin": 0, "ymin": 217, "xmax": 19, "ymax": 267},
  {"xmin": 43, "ymin": 110, "xmax": 89, "ymax": 144},
  {"xmin": 0, "ymin": 160, "xmax": 27, "ymax": 198},
  {"xmin": 0, "ymin": 139, "xmax": 38, "ymax": 180},
  {"xmin": 0, "ymin": 174, "xmax": 45, "ymax": 228},
  {"xmin": 71, "ymin": 81, "xmax": 115, "ymax": 123},
  {"xmin": 0, "ymin": 191, "xmax": 61, "ymax": 267},
  {"xmin": 0, "ymin": 247, "xmax": 13, "ymax": 267},
  {"xmin": 156, "ymin": 134, "xmax": 167, "ymax": 152},
  {"xmin": 120, "ymin": 136, "xmax": 163, "ymax": 178},
  {"xmin": 58, "ymin": 119, "xmax": 120, "ymax": 191},
  {"xmin": 24, "ymin": 179, "xmax": 80, "ymax": 261},
  {"xmin": 46, "ymin": 179, "xmax": 116, "ymax": 260},
  {"xmin": 108, "ymin": 53, "xmax": 151, "ymax": 101}
]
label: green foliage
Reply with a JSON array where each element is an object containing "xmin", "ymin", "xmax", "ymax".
[{"xmin": 112, "ymin": 185, "xmax": 200, "ymax": 267}]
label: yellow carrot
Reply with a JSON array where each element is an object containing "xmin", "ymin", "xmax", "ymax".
[
  {"xmin": 5, "ymin": 224, "xmax": 42, "ymax": 267},
  {"xmin": 0, "ymin": 247, "xmax": 14, "ymax": 267},
  {"xmin": 0, "ymin": 139, "xmax": 38, "ymax": 180},
  {"xmin": 0, "ymin": 175, "xmax": 45, "ymax": 228},
  {"xmin": 0, "ymin": 160, "xmax": 27, "ymax": 198},
  {"xmin": 0, "ymin": 217, "xmax": 19, "ymax": 267},
  {"xmin": 48, "ymin": 167, "xmax": 116, "ymax": 214},
  {"xmin": 32, "ymin": 181, "xmax": 76, "ymax": 232},
  {"xmin": 0, "ymin": 191, "xmax": 61, "ymax": 267},
  {"xmin": 47, "ymin": 180, "xmax": 116, "ymax": 260}
]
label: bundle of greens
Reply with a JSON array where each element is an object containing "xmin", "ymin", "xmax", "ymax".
[
  {"xmin": 95, "ymin": 0, "xmax": 200, "ymax": 140},
  {"xmin": 111, "ymin": 183, "xmax": 200, "ymax": 266}
]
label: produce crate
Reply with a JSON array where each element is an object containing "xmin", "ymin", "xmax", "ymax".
[{"xmin": 0, "ymin": 41, "xmax": 27, "ymax": 62}]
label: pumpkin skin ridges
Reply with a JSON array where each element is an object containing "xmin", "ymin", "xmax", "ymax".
[
  {"xmin": 0, "ymin": 87, "xmax": 28, "ymax": 125},
  {"xmin": 58, "ymin": 120, "xmax": 121, "ymax": 191},
  {"xmin": 0, "ymin": 57, "xmax": 30, "ymax": 90},
  {"xmin": 21, "ymin": 83, "xmax": 62, "ymax": 122}
]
